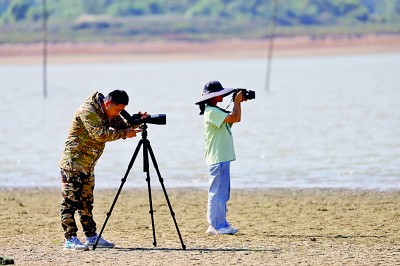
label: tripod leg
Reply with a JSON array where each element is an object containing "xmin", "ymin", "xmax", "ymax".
[
  {"xmin": 93, "ymin": 139, "xmax": 143, "ymax": 250},
  {"xmin": 143, "ymin": 140, "xmax": 157, "ymax": 247},
  {"xmin": 146, "ymin": 141, "xmax": 186, "ymax": 250}
]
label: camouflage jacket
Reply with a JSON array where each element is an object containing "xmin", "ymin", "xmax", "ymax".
[{"xmin": 59, "ymin": 92, "xmax": 130, "ymax": 174}]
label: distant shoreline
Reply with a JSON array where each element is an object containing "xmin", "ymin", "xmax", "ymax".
[{"xmin": 1, "ymin": 34, "xmax": 400, "ymax": 64}]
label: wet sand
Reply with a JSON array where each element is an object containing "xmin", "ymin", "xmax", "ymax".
[{"xmin": 0, "ymin": 188, "xmax": 399, "ymax": 265}]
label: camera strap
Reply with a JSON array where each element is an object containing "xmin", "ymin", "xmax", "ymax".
[
  {"xmin": 215, "ymin": 105, "xmax": 231, "ymax": 114},
  {"xmin": 222, "ymin": 97, "xmax": 234, "ymax": 112}
]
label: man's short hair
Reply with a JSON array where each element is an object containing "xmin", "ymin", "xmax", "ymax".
[{"xmin": 106, "ymin": 90, "xmax": 129, "ymax": 106}]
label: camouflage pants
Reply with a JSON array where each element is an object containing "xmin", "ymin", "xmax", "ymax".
[{"xmin": 60, "ymin": 169, "xmax": 96, "ymax": 239}]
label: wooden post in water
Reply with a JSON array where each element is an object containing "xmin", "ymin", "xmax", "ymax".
[
  {"xmin": 42, "ymin": 0, "xmax": 48, "ymax": 98},
  {"xmin": 266, "ymin": 0, "xmax": 278, "ymax": 91}
]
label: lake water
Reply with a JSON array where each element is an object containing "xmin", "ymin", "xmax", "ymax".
[{"xmin": 1, "ymin": 53, "xmax": 399, "ymax": 190}]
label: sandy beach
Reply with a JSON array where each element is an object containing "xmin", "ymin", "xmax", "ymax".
[{"xmin": 0, "ymin": 188, "xmax": 399, "ymax": 265}]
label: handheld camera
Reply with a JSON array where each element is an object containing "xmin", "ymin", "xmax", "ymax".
[{"xmin": 234, "ymin": 88, "xmax": 255, "ymax": 100}]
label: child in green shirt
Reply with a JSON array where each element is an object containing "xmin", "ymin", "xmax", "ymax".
[{"xmin": 196, "ymin": 80, "xmax": 246, "ymax": 235}]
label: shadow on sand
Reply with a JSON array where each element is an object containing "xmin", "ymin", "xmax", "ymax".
[{"xmin": 114, "ymin": 247, "xmax": 279, "ymax": 253}]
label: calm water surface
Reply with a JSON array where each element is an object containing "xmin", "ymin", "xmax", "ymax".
[{"xmin": 1, "ymin": 53, "xmax": 399, "ymax": 190}]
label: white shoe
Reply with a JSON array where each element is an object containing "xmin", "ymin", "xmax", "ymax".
[
  {"xmin": 206, "ymin": 225, "xmax": 238, "ymax": 235},
  {"xmin": 85, "ymin": 234, "xmax": 115, "ymax": 248},
  {"xmin": 64, "ymin": 236, "xmax": 89, "ymax": 251},
  {"xmin": 226, "ymin": 225, "xmax": 238, "ymax": 234}
]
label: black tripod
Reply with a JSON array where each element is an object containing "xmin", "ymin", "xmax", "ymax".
[{"xmin": 93, "ymin": 123, "xmax": 186, "ymax": 250}]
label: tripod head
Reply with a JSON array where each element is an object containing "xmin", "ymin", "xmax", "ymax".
[{"xmin": 139, "ymin": 123, "xmax": 148, "ymax": 139}]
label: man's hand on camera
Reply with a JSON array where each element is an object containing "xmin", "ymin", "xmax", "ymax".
[
  {"xmin": 126, "ymin": 128, "xmax": 141, "ymax": 138},
  {"xmin": 139, "ymin": 111, "xmax": 149, "ymax": 119}
]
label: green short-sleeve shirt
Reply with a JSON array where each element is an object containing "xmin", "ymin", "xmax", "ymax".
[{"xmin": 203, "ymin": 106, "xmax": 236, "ymax": 165}]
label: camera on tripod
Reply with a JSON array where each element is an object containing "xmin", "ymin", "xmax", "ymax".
[
  {"xmin": 233, "ymin": 88, "xmax": 256, "ymax": 100},
  {"xmin": 120, "ymin": 110, "xmax": 166, "ymax": 126},
  {"xmin": 96, "ymin": 109, "xmax": 185, "ymax": 250}
]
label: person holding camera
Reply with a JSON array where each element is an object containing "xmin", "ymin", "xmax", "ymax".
[
  {"xmin": 59, "ymin": 90, "xmax": 145, "ymax": 250},
  {"xmin": 196, "ymin": 80, "xmax": 246, "ymax": 235}
]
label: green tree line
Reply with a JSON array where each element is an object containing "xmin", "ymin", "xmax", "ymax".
[{"xmin": 1, "ymin": 0, "xmax": 399, "ymax": 43}]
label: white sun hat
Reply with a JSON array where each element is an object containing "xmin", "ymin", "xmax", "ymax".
[{"xmin": 195, "ymin": 80, "xmax": 235, "ymax": 105}]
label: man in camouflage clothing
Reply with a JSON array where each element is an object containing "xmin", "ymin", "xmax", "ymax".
[{"xmin": 59, "ymin": 90, "xmax": 143, "ymax": 250}]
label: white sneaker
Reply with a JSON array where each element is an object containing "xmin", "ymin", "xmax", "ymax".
[
  {"xmin": 64, "ymin": 236, "xmax": 89, "ymax": 251},
  {"xmin": 206, "ymin": 225, "xmax": 238, "ymax": 235},
  {"xmin": 226, "ymin": 225, "xmax": 239, "ymax": 234},
  {"xmin": 85, "ymin": 234, "xmax": 115, "ymax": 248}
]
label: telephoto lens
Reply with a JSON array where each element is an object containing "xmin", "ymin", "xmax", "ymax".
[{"xmin": 120, "ymin": 110, "xmax": 166, "ymax": 126}]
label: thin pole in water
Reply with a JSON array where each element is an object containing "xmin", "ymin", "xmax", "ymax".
[
  {"xmin": 266, "ymin": 0, "xmax": 278, "ymax": 91},
  {"xmin": 42, "ymin": 0, "xmax": 48, "ymax": 98}
]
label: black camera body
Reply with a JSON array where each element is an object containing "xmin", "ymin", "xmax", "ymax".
[
  {"xmin": 120, "ymin": 110, "xmax": 166, "ymax": 126},
  {"xmin": 234, "ymin": 88, "xmax": 256, "ymax": 100}
]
